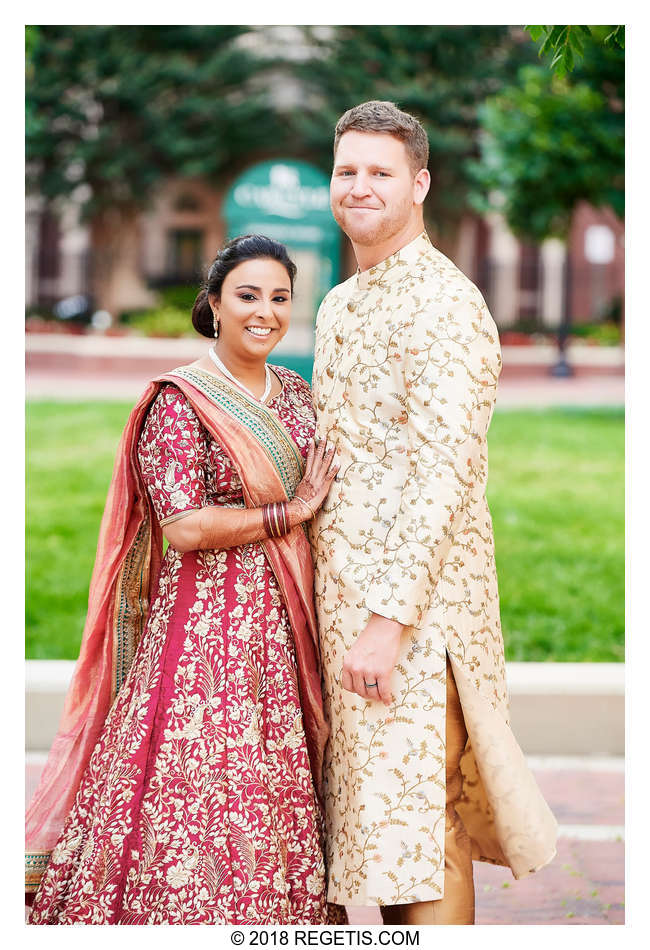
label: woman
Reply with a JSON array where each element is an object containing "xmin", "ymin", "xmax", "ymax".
[{"xmin": 26, "ymin": 235, "xmax": 343, "ymax": 925}]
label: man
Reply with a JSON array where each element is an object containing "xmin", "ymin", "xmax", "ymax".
[{"xmin": 310, "ymin": 101, "xmax": 557, "ymax": 925}]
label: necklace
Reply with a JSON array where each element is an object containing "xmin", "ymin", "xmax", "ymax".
[{"xmin": 208, "ymin": 346, "xmax": 272, "ymax": 403}]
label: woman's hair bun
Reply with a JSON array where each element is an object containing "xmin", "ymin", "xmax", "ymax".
[{"xmin": 191, "ymin": 288, "xmax": 214, "ymax": 339}]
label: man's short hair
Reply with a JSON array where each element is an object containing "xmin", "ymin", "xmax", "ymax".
[{"xmin": 334, "ymin": 100, "xmax": 429, "ymax": 175}]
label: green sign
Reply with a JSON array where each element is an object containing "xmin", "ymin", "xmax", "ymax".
[{"xmin": 224, "ymin": 160, "xmax": 341, "ymax": 328}]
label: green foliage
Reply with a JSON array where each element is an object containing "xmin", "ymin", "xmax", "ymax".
[
  {"xmin": 122, "ymin": 306, "xmax": 194, "ymax": 338},
  {"xmin": 469, "ymin": 34, "xmax": 624, "ymax": 240},
  {"xmin": 158, "ymin": 285, "xmax": 200, "ymax": 312},
  {"xmin": 290, "ymin": 26, "xmax": 536, "ymax": 232},
  {"xmin": 25, "ymin": 25, "xmax": 39, "ymax": 65},
  {"xmin": 26, "ymin": 26, "xmax": 288, "ymax": 216},
  {"xmin": 26, "ymin": 402, "xmax": 623, "ymax": 662},
  {"xmin": 569, "ymin": 321, "xmax": 621, "ymax": 345},
  {"xmin": 121, "ymin": 286, "xmax": 201, "ymax": 337},
  {"xmin": 526, "ymin": 25, "xmax": 624, "ymax": 76}
]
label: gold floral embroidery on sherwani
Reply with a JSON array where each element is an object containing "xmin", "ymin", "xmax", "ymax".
[{"xmin": 310, "ymin": 231, "xmax": 557, "ymax": 907}]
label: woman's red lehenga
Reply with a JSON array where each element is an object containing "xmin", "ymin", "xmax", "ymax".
[{"xmin": 28, "ymin": 368, "xmax": 339, "ymax": 924}]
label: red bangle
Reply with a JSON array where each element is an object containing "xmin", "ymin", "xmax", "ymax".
[
  {"xmin": 264, "ymin": 502, "xmax": 277, "ymax": 539},
  {"xmin": 262, "ymin": 503, "xmax": 273, "ymax": 538},
  {"xmin": 262, "ymin": 501, "xmax": 290, "ymax": 539}
]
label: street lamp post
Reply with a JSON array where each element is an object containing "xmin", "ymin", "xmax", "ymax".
[{"xmin": 550, "ymin": 248, "xmax": 574, "ymax": 378}]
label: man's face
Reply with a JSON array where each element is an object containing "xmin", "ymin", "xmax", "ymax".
[{"xmin": 330, "ymin": 130, "xmax": 424, "ymax": 247}]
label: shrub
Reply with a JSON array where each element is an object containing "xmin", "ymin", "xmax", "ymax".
[
  {"xmin": 569, "ymin": 321, "xmax": 621, "ymax": 345},
  {"xmin": 121, "ymin": 306, "xmax": 195, "ymax": 338},
  {"xmin": 157, "ymin": 284, "xmax": 199, "ymax": 311}
]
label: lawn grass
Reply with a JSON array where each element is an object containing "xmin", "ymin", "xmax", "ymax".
[
  {"xmin": 26, "ymin": 402, "xmax": 624, "ymax": 662},
  {"xmin": 487, "ymin": 408, "xmax": 624, "ymax": 662},
  {"xmin": 26, "ymin": 402, "xmax": 133, "ymax": 659}
]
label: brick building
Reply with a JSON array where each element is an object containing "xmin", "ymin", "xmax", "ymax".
[{"xmin": 26, "ymin": 179, "xmax": 624, "ymax": 337}]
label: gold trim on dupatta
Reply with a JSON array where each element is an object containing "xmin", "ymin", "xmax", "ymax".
[
  {"xmin": 25, "ymin": 852, "xmax": 50, "ymax": 893},
  {"xmin": 111, "ymin": 518, "xmax": 152, "ymax": 697}
]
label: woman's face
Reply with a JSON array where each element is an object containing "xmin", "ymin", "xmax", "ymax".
[{"xmin": 209, "ymin": 257, "xmax": 292, "ymax": 361}]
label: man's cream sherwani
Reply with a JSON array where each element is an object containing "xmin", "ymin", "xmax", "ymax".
[{"xmin": 310, "ymin": 232, "xmax": 557, "ymax": 907}]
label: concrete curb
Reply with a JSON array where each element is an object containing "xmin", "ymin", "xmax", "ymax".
[
  {"xmin": 25, "ymin": 660, "xmax": 624, "ymax": 756},
  {"xmin": 25, "ymin": 330, "xmax": 314, "ymax": 359},
  {"xmin": 506, "ymin": 662, "xmax": 624, "ymax": 756}
]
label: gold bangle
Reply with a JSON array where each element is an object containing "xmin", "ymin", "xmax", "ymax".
[
  {"xmin": 293, "ymin": 495, "xmax": 317, "ymax": 519},
  {"xmin": 274, "ymin": 502, "xmax": 284, "ymax": 538}
]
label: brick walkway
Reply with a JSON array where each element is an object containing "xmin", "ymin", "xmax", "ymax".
[
  {"xmin": 475, "ymin": 836, "xmax": 624, "ymax": 925},
  {"xmin": 476, "ymin": 757, "xmax": 625, "ymax": 924},
  {"xmin": 25, "ymin": 755, "xmax": 624, "ymax": 925}
]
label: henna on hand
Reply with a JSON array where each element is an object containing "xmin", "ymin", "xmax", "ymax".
[{"xmin": 292, "ymin": 438, "xmax": 339, "ymax": 521}]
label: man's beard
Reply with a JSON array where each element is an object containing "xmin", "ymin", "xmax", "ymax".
[{"xmin": 332, "ymin": 199, "xmax": 412, "ymax": 247}]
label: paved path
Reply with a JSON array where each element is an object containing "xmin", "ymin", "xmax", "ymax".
[
  {"xmin": 474, "ymin": 756, "xmax": 624, "ymax": 925},
  {"xmin": 25, "ymin": 336, "xmax": 624, "ymax": 407},
  {"xmin": 25, "ymin": 754, "xmax": 624, "ymax": 925},
  {"xmin": 25, "ymin": 367, "xmax": 625, "ymax": 408}
]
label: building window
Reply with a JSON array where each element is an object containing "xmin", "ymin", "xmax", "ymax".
[
  {"xmin": 518, "ymin": 242, "xmax": 540, "ymax": 323},
  {"xmin": 173, "ymin": 192, "xmax": 201, "ymax": 213},
  {"xmin": 584, "ymin": 225, "xmax": 616, "ymax": 265},
  {"xmin": 166, "ymin": 229, "xmax": 203, "ymax": 281},
  {"xmin": 38, "ymin": 210, "xmax": 61, "ymax": 280}
]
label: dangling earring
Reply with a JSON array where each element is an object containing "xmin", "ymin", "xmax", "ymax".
[{"xmin": 213, "ymin": 311, "xmax": 220, "ymax": 339}]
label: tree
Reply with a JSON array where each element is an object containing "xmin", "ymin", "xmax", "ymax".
[
  {"xmin": 525, "ymin": 24, "xmax": 624, "ymax": 76},
  {"xmin": 469, "ymin": 37, "xmax": 624, "ymax": 241},
  {"xmin": 288, "ymin": 26, "xmax": 537, "ymax": 245},
  {"xmin": 26, "ymin": 25, "xmax": 287, "ymax": 314}
]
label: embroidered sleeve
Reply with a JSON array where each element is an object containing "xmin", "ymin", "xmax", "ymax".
[
  {"xmin": 137, "ymin": 386, "xmax": 208, "ymax": 525},
  {"xmin": 365, "ymin": 287, "xmax": 502, "ymax": 628}
]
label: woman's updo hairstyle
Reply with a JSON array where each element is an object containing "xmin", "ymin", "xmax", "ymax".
[{"xmin": 191, "ymin": 234, "xmax": 297, "ymax": 338}]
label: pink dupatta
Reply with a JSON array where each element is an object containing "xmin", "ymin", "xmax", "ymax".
[{"xmin": 26, "ymin": 368, "xmax": 328, "ymax": 894}]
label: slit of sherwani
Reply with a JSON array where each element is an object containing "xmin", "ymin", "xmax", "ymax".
[{"xmin": 448, "ymin": 653, "xmax": 558, "ymax": 879}]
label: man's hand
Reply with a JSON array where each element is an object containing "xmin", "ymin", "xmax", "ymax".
[{"xmin": 341, "ymin": 613, "xmax": 404, "ymax": 706}]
